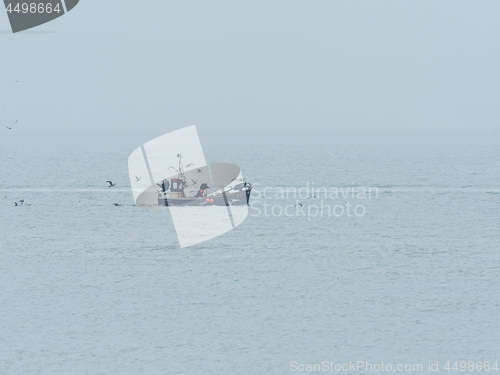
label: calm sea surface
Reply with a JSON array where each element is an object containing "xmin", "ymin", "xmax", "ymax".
[{"xmin": 1, "ymin": 131, "xmax": 499, "ymax": 375}]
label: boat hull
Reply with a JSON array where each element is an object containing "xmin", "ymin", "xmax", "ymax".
[{"xmin": 158, "ymin": 188, "xmax": 251, "ymax": 207}]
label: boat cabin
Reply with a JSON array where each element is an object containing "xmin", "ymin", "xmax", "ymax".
[{"xmin": 170, "ymin": 178, "xmax": 185, "ymax": 198}]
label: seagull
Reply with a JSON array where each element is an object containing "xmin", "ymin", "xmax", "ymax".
[
  {"xmin": 106, "ymin": 181, "xmax": 116, "ymax": 187},
  {"xmin": 191, "ymin": 179, "xmax": 198, "ymax": 185},
  {"xmin": 1, "ymin": 120, "xmax": 17, "ymax": 130},
  {"xmin": 196, "ymin": 168, "xmax": 202, "ymax": 173},
  {"xmin": 135, "ymin": 176, "xmax": 141, "ymax": 182},
  {"xmin": 186, "ymin": 163, "xmax": 194, "ymax": 167},
  {"xmin": 112, "ymin": 203, "xmax": 122, "ymax": 206}
]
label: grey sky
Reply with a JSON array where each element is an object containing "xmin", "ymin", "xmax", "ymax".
[{"xmin": 0, "ymin": 1, "xmax": 498, "ymax": 132}]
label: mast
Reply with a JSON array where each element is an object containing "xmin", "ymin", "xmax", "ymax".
[{"xmin": 176, "ymin": 152, "xmax": 185, "ymax": 179}]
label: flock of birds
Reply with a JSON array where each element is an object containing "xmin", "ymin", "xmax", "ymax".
[
  {"xmin": 4, "ymin": 79, "xmax": 242, "ymax": 208},
  {"xmin": 103, "ymin": 163, "xmax": 203, "ymax": 206},
  {"xmin": 4, "ymin": 111, "xmax": 259, "ymax": 209},
  {"xmin": 9, "ymin": 177, "xmax": 316, "ymax": 208},
  {"xmin": 105, "ymin": 180, "xmax": 121, "ymax": 206},
  {"xmin": 9, "ymin": 159, "xmax": 206, "ymax": 208},
  {"xmin": 10, "ymin": 198, "xmax": 31, "ymax": 206},
  {"xmin": 10, "ymin": 180, "xmax": 124, "ymax": 207},
  {"xmin": 294, "ymin": 195, "xmax": 317, "ymax": 208}
]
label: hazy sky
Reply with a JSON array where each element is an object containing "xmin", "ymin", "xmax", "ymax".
[{"xmin": 0, "ymin": 1, "xmax": 498, "ymax": 132}]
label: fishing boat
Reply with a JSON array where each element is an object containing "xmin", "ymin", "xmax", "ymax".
[{"xmin": 156, "ymin": 153, "xmax": 252, "ymax": 207}]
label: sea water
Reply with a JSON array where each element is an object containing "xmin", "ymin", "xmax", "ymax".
[{"xmin": 0, "ymin": 130, "xmax": 499, "ymax": 375}]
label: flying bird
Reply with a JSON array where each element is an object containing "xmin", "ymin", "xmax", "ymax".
[
  {"xmin": 294, "ymin": 203, "xmax": 303, "ymax": 207},
  {"xmin": 1, "ymin": 120, "xmax": 17, "ymax": 130},
  {"xmin": 106, "ymin": 181, "xmax": 116, "ymax": 187},
  {"xmin": 19, "ymin": 199, "xmax": 24, "ymax": 204},
  {"xmin": 186, "ymin": 163, "xmax": 194, "ymax": 167},
  {"xmin": 196, "ymin": 168, "xmax": 202, "ymax": 173},
  {"xmin": 14, "ymin": 202, "xmax": 18, "ymax": 206},
  {"xmin": 135, "ymin": 176, "xmax": 141, "ymax": 182},
  {"xmin": 12, "ymin": 80, "xmax": 21, "ymax": 83},
  {"xmin": 112, "ymin": 203, "xmax": 123, "ymax": 206},
  {"xmin": 191, "ymin": 179, "xmax": 198, "ymax": 185},
  {"xmin": 307, "ymin": 195, "xmax": 317, "ymax": 199}
]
